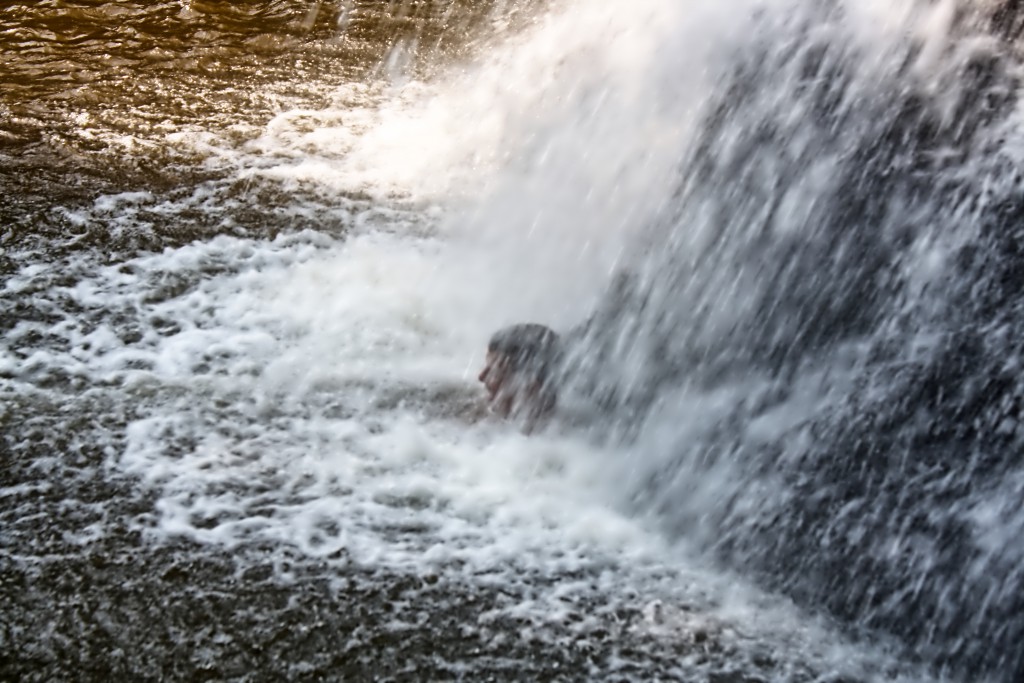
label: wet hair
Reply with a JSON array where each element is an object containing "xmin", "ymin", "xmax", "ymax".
[{"xmin": 487, "ymin": 323, "xmax": 560, "ymax": 383}]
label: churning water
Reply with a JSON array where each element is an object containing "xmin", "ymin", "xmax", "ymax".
[{"xmin": 3, "ymin": 0, "xmax": 1023, "ymax": 680}]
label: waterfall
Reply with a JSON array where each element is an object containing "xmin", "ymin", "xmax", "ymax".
[{"xmin": 538, "ymin": 0, "xmax": 1024, "ymax": 677}]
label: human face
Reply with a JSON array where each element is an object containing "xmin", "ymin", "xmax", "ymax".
[
  {"xmin": 480, "ymin": 350, "xmax": 529, "ymax": 418},
  {"xmin": 478, "ymin": 350, "xmax": 511, "ymax": 401},
  {"xmin": 479, "ymin": 349, "xmax": 552, "ymax": 426}
]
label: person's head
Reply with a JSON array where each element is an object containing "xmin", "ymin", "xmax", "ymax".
[{"xmin": 478, "ymin": 323, "xmax": 560, "ymax": 423}]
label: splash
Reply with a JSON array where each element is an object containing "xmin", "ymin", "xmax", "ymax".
[
  {"xmin": 159, "ymin": 0, "xmax": 1024, "ymax": 675},
  {"xmin": 309, "ymin": 0, "xmax": 1024, "ymax": 678},
  {"xmin": 465, "ymin": 0, "xmax": 1024, "ymax": 679}
]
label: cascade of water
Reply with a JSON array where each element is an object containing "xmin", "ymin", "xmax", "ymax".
[
  {"xmin": 397, "ymin": 0, "xmax": 1024, "ymax": 676},
  {"xmin": 525, "ymin": 0, "xmax": 1024, "ymax": 677}
]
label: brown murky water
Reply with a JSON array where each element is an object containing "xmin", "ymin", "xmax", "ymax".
[{"xmin": 0, "ymin": 1, "xmax": 533, "ymax": 254}]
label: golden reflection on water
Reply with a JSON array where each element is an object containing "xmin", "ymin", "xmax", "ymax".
[{"xmin": 0, "ymin": 0, "xmax": 543, "ymax": 252}]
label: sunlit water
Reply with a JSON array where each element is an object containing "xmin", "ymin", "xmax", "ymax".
[{"xmin": 3, "ymin": 0, "xmax": 1022, "ymax": 681}]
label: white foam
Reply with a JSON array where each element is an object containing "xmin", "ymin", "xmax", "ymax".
[
  {"xmin": 64, "ymin": 230, "xmax": 625, "ymax": 573},
  {"xmin": 18, "ymin": 199, "xmax": 899, "ymax": 683}
]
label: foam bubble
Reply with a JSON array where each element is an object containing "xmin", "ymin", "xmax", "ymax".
[{"xmin": 18, "ymin": 209, "xmax": 906, "ymax": 681}]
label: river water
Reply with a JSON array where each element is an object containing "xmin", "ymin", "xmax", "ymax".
[{"xmin": 2, "ymin": 1, "xmax": 1021, "ymax": 681}]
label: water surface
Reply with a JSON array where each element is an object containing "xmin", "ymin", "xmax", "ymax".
[{"xmin": 3, "ymin": 1, "xmax": 1020, "ymax": 681}]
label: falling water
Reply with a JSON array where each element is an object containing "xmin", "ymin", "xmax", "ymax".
[
  {"xmin": 539, "ymin": 0, "xmax": 1024, "ymax": 679},
  {"xmin": 2, "ymin": 0, "xmax": 1023, "ymax": 680}
]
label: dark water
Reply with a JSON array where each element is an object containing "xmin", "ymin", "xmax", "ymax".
[{"xmin": 4, "ymin": 1, "xmax": 1024, "ymax": 681}]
